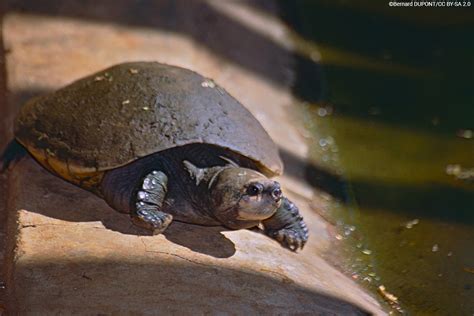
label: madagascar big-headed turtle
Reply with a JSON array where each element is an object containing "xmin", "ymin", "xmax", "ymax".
[{"xmin": 2, "ymin": 62, "xmax": 308, "ymax": 250}]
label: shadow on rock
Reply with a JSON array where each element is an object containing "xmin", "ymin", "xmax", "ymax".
[
  {"xmin": 13, "ymin": 258, "xmax": 371, "ymax": 315},
  {"xmin": 5, "ymin": 0, "xmax": 298, "ymax": 94},
  {"xmin": 164, "ymin": 223, "xmax": 236, "ymax": 258}
]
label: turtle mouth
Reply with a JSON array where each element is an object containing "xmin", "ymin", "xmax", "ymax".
[
  {"xmin": 216, "ymin": 195, "xmax": 278, "ymax": 229},
  {"xmin": 235, "ymin": 195, "xmax": 280, "ymax": 221}
]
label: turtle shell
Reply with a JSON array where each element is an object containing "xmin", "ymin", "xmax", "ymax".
[{"xmin": 15, "ymin": 62, "xmax": 283, "ymax": 188}]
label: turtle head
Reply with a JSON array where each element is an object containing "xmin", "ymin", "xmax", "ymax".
[{"xmin": 209, "ymin": 167, "xmax": 282, "ymax": 229}]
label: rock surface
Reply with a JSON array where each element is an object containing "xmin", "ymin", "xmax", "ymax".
[
  {"xmin": 9, "ymin": 158, "xmax": 377, "ymax": 315},
  {"xmin": 1, "ymin": 0, "xmax": 384, "ymax": 314}
]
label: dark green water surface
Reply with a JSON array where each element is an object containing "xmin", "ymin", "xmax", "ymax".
[{"xmin": 278, "ymin": 1, "xmax": 474, "ymax": 314}]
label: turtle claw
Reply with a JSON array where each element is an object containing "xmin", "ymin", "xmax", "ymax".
[
  {"xmin": 267, "ymin": 221, "xmax": 308, "ymax": 252},
  {"xmin": 263, "ymin": 197, "xmax": 309, "ymax": 251},
  {"xmin": 132, "ymin": 170, "xmax": 172, "ymax": 234},
  {"xmin": 133, "ymin": 203, "xmax": 173, "ymax": 234}
]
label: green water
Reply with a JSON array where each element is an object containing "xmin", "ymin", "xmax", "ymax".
[{"xmin": 279, "ymin": 1, "xmax": 474, "ymax": 314}]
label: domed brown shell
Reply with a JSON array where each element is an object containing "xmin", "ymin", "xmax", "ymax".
[{"xmin": 15, "ymin": 62, "xmax": 283, "ymax": 185}]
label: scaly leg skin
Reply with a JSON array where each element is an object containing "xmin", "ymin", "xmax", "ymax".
[
  {"xmin": 132, "ymin": 171, "xmax": 173, "ymax": 235},
  {"xmin": 262, "ymin": 197, "xmax": 309, "ymax": 251}
]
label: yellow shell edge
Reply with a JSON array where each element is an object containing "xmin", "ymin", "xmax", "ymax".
[{"xmin": 21, "ymin": 140, "xmax": 104, "ymax": 195}]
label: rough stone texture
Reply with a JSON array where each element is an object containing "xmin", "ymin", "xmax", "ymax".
[
  {"xmin": 8, "ymin": 158, "xmax": 378, "ymax": 315},
  {"xmin": 1, "ymin": 0, "xmax": 384, "ymax": 314}
]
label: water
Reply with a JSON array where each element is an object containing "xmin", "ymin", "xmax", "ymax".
[{"xmin": 278, "ymin": 1, "xmax": 474, "ymax": 314}]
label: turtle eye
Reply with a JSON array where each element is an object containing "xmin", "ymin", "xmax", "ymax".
[{"xmin": 246, "ymin": 183, "xmax": 263, "ymax": 196}]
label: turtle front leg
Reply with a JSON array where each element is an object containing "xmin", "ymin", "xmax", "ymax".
[
  {"xmin": 262, "ymin": 197, "xmax": 308, "ymax": 251},
  {"xmin": 132, "ymin": 171, "xmax": 173, "ymax": 234}
]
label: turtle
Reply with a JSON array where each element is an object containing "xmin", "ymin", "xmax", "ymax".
[{"xmin": 1, "ymin": 62, "xmax": 308, "ymax": 251}]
